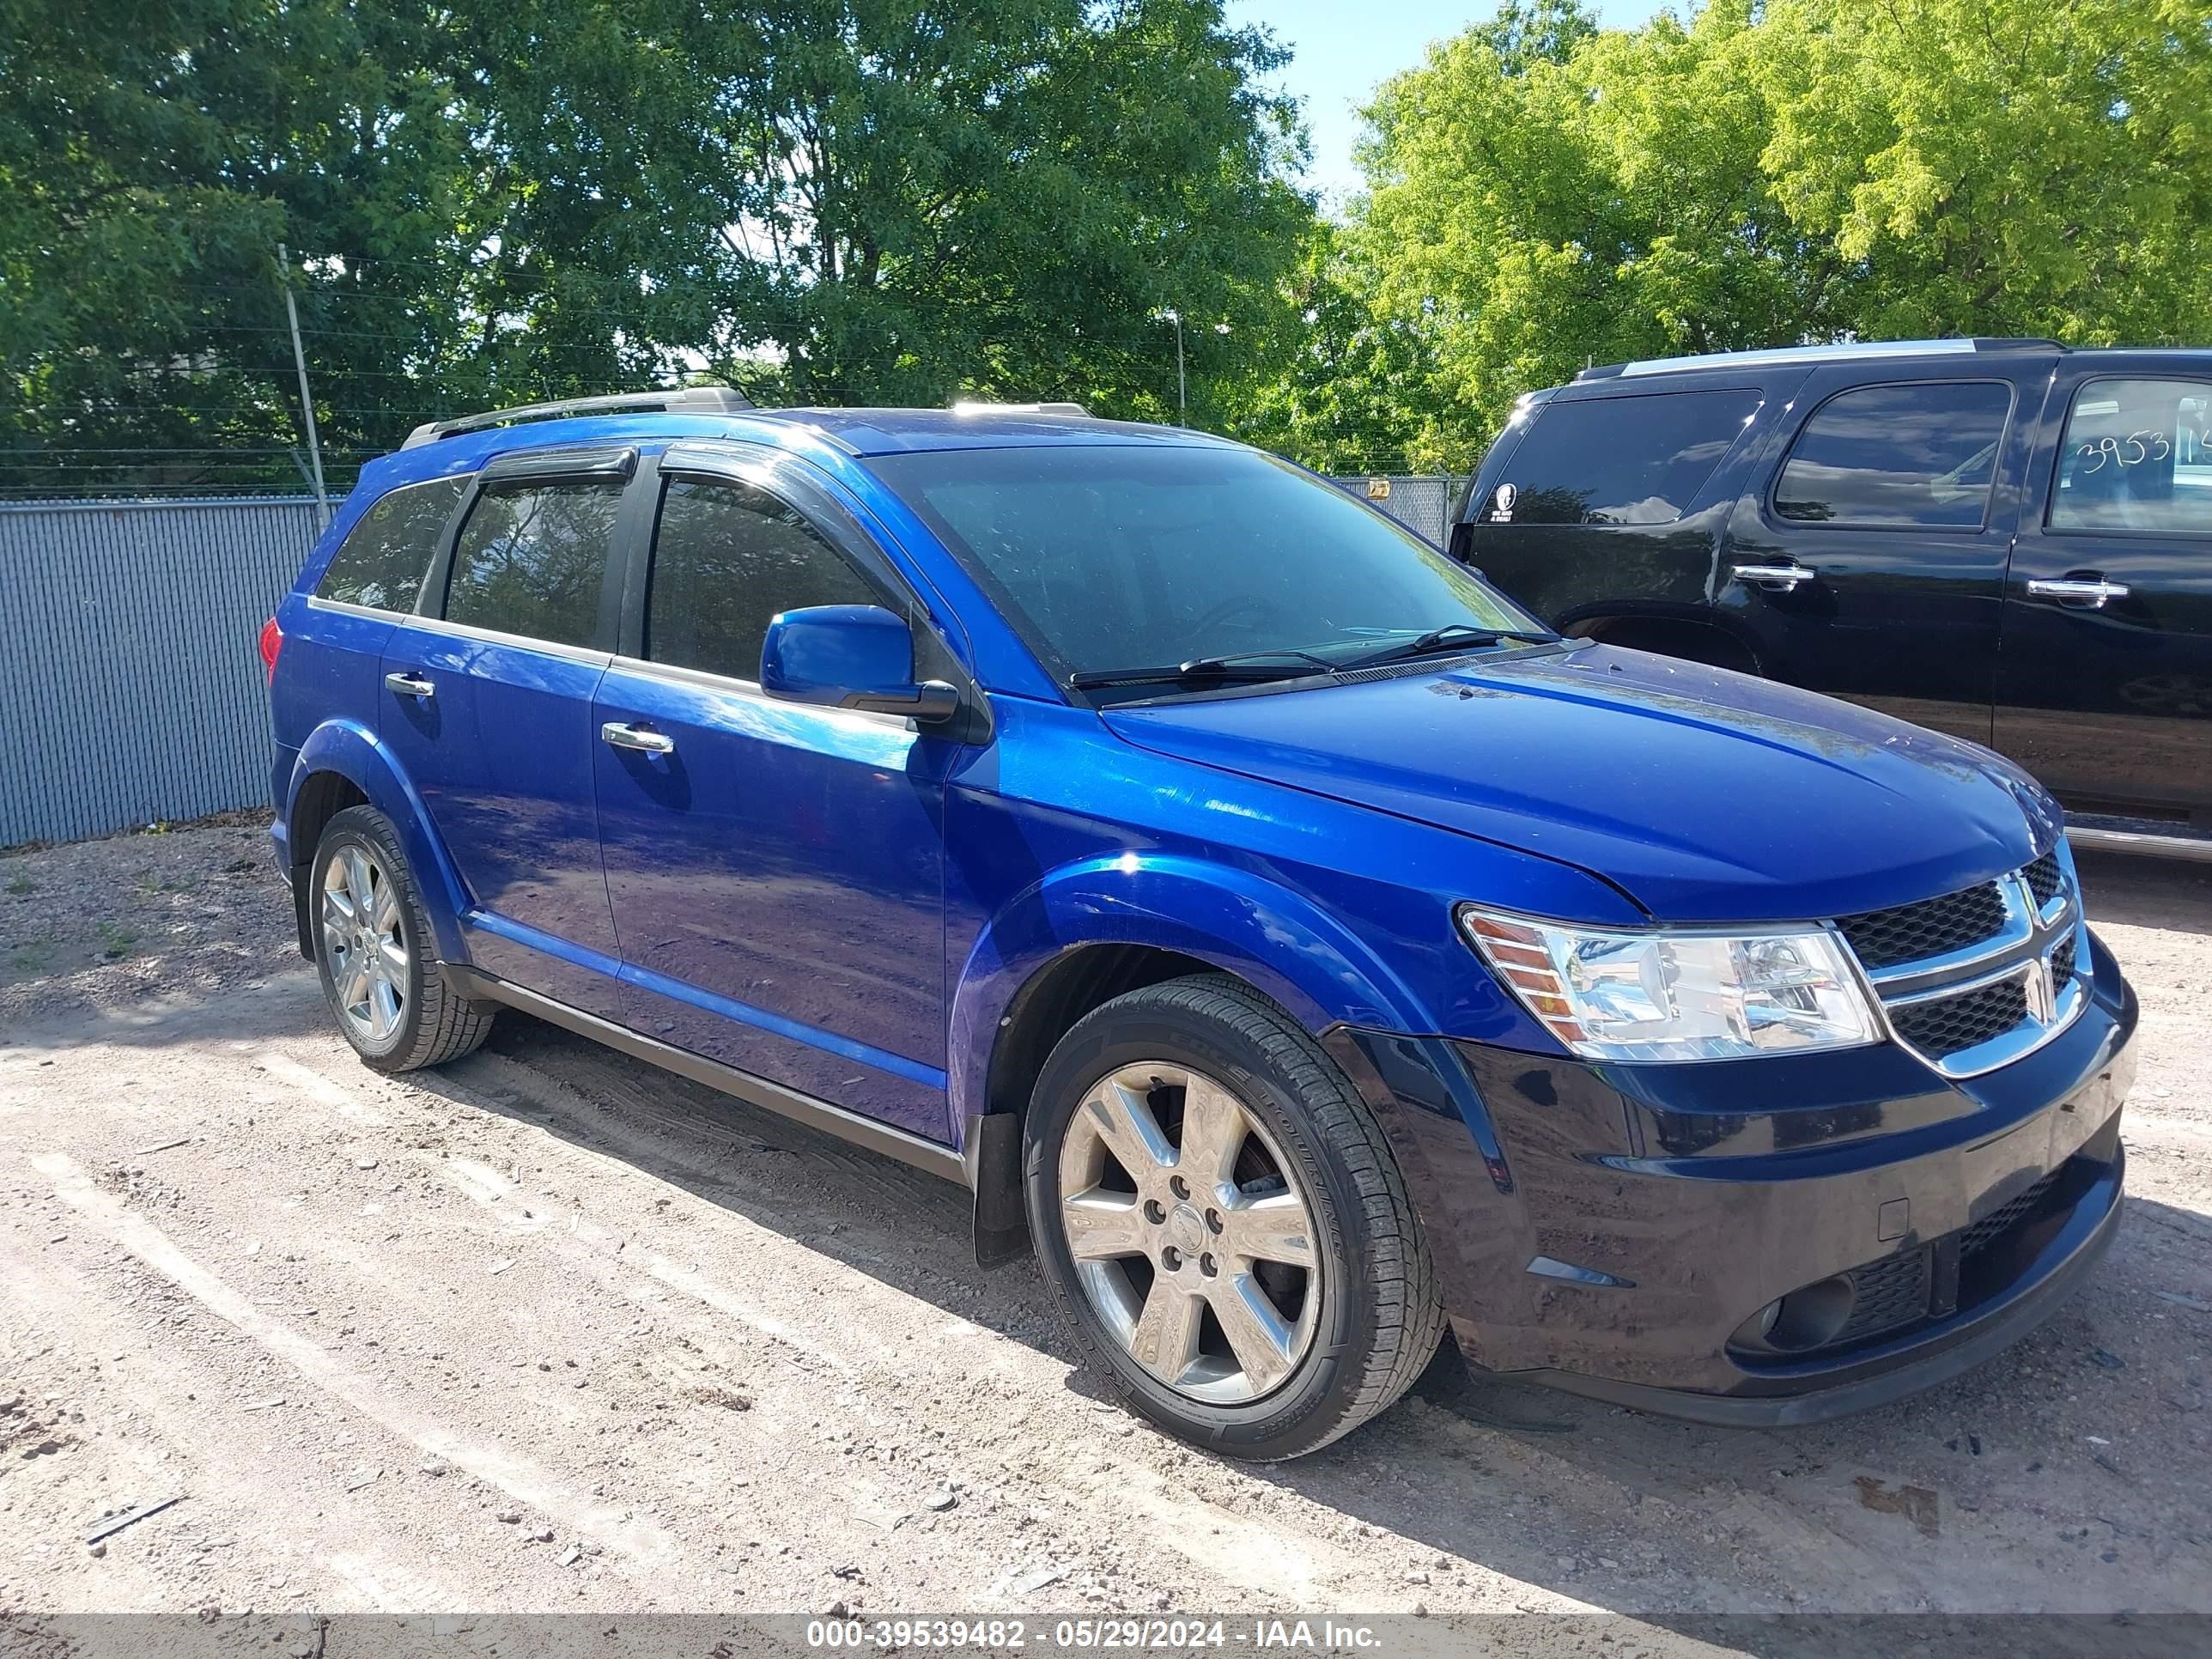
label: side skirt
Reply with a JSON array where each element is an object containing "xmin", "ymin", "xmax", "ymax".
[{"xmin": 442, "ymin": 964, "xmax": 969, "ymax": 1186}]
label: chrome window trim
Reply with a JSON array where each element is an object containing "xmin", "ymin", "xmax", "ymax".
[
  {"xmin": 307, "ymin": 595, "xmax": 406, "ymax": 623},
  {"xmin": 377, "ymin": 609, "xmax": 613, "ymax": 667},
  {"xmin": 603, "ymin": 653, "xmax": 918, "ymax": 733}
]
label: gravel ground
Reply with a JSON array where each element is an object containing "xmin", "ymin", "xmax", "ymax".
[{"xmin": 0, "ymin": 822, "xmax": 2207, "ymax": 1626}]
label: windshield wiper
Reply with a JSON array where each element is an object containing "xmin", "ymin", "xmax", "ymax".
[
  {"xmin": 1068, "ymin": 648, "xmax": 1341, "ymax": 690},
  {"xmin": 1343, "ymin": 623, "xmax": 1554, "ymax": 672}
]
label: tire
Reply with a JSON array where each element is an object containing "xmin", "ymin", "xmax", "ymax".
[
  {"xmin": 308, "ymin": 805, "xmax": 495, "ymax": 1073},
  {"xmin": 1024, "ymin": 974, "xmax": 1446, "ymax": 1460}
]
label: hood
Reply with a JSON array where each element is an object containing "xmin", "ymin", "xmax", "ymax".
[{"xmin": 1103, "ymin": 643, "xmax": 2062, "ymax": 924}]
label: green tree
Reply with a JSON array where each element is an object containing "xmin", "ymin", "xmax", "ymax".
[
  {"xmin": 1327, "ymin": 0, "xmax": 2212, "ymax": 471},
  {"xmin": 475, "ymin": 0, "xmax": 1311, "ymax": 416},
  {"xmin": 1, "ymin": 0, "xmax": 1316, "ymax": 495}
]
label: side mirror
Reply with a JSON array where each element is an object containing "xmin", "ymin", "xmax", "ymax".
[{"xmin": 759, "ymin": 604, "xmax": 960, "ymax": 725}]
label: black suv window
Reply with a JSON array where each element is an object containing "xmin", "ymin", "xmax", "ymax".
[
  {"xmin": 1774, "ymin": 382, "xmax": 2012, "ymax": 528},
  {"xmin": 646, "ymin": 478, "xmax": 880, "ymax": 682},
  {"xmin": 1483, "ymin": 391, "xmax": 1758, "ymax": 526},
  {"xmin": 2050, "ymin": 377, "xmax": 2212, "ymax": 536},
  {"xmin": 444, "ymin": 479, "xmax": 624, "ymax": 647},
  {"xmin": 316, "ymin": 476, "xmax": 464, "ymax": 613}
]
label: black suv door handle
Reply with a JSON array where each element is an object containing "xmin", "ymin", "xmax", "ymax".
[
  {"xmin": 384, "ymin": 672, "xmax": 434, "ymax": 699},
  {"xmin": 2027, "ymin": 576, "xmax": 2130, "ymax": 609},
  {"xmin": 600, "ymin": 721, "xmax": 676, "ymax": 755},
  {"xmin": 1730, "ymin": 562, "xmax": 1815, "ymax": 593}
]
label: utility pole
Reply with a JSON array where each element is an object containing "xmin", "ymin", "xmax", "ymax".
[
  {"xmin": 276, "ymin": 245, "xmax": 331, "ymax": 526},
  {"xmin": 1158, "ymin": 308, "xmax": 1187, "ymax": 425}
]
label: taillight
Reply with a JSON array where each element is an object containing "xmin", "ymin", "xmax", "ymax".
[{"xmin": 258, "ymin": 616, "xmax": 283, "ymax": 684}]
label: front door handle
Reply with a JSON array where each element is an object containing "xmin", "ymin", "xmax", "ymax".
[
  {"xmin": 2027, "ymin": 577, "xmax": 2130, "ymax": 609},
  {"xmin": 600, "ymin": 721, "xmax": 676, "ymax": 755},
  {"xmin": 384, "ymin": 672, "xmax": 434, "ymax": 699},
  {"xmin": 1730, "ymin": 562, "xmax": 1815, "ymax": 593}
]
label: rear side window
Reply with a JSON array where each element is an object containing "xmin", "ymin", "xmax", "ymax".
[
  {"xmin": 444, "ymin": 480, "xmax": 624, "ymax": 648},
  {"xmin": 1773, "ymin": 382, "xmax": 2012, "ymax": 528},
  {"xmin": 315, "ymin": 477, "xmax": 463, "ymax": 612},
  {"xmin": 1482, "ymin": 391, "xmax": 1758, "ymax": 526},
  {"xmin": 646, "ymin": 478, "xmax": 880, "ymax": 682},
  {"xmin": 2050, "ymin": 377, "xmax": 2212, "ymax": 536}
]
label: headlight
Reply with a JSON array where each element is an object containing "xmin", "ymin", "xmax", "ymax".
[{"xmin": 1457, "ymin": 905, "xmax": 1879, "ymax": 1063}]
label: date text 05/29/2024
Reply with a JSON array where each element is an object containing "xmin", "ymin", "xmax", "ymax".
[{"xmin": 806, "ymin": 1620, "xmax": 1387, "ymax": 1651}]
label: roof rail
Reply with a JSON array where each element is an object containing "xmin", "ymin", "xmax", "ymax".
[
  {"xmin": 399, "ymin": 386, "xmax": 756, "ymax": 449},
  {"xmin": 948, "ymin": 400, "xmax": 1091, "ymax": 416},
  {"xmin": 1579, "ymin": 337, "xmax": 2067, "ymax": 382}
]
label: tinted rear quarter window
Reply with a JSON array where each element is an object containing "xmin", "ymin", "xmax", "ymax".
[
  {"xmin": 1773, "ymin": 381, "xmax": 2013, "ymax": 527},
  {"xmin": 1481, "ymin": 391, "xmax": 1759, "ymax": 526},
  {"xmin": 2050, "ymin": 377, "xmax": 2212, "ymax": 536},
  {"xmin": 646, "ymin": 478, "xmax": 881, "ymax": 681},
  {"xmin": 316, "ymin": 476, "xmax": 464, "ymax": 612},
  {"xmin": 444, "ymin": 480, "xmax": 625, "ymax": 647}
]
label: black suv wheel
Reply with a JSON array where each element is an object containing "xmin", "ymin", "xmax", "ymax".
[{"xmin": 1024, "ymin": 975, "xmax": 1445, "ymax": 1459}]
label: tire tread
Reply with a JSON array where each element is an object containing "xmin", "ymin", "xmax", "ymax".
[
  {"xmin": 314, "ymin": 806, "xmax": 495, "ymax": 1073},
  {"xmin": 1031, "ymin": 972, "xmax": 1447, "ymax": 1458}
]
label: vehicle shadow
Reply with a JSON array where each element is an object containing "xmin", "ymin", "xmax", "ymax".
[
  {"xmin": 398, "ymin": 1007, "xmax": 2212, "ymax": 1618},
  {"xmin": 2077, "ymin": 848, "xmax": 2212, "ymax": 938}
]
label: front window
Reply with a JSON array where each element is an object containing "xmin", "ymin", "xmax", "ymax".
[{"xmin": 871, "ymin": 444, "xmax": 1544, "ymax": 691}]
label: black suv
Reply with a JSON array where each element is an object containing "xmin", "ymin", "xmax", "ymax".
[{"xmin": 1453, "ymin": 339, "xmax": 2212, "ymax": 857}]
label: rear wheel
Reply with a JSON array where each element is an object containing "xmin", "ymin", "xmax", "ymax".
[
  {"xmin": 1025, "ymin": 975, "xmax": 1445, "ymax": 1459},
  {"xmin": 310, "ymin": 806, "xmax": 494, "ymax": 1073}
]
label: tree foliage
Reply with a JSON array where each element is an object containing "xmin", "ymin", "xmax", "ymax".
[
  {"xmin": 0, "ymin": 0, "xmax": 1310, "ymax": 494},
  {"xmin": 1299, "ymin": 0, "xmax": 2212, "ymax": 471}
]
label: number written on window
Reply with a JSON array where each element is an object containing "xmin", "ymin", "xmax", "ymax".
[{"xmin": 2051, "ymin": 379, "xmax": 2212, "ymax": 535}]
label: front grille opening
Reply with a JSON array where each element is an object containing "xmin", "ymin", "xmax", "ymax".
[
  {"xmin": 1891, "ymin": 975, "xmax": 2029, "ymax": 1060},
  {"xmin": 1962, "ymin": 1168, "xmax": 2063, "ymax": 1261},
  {"xmin": 1835, "ymin": 1246, "xmax": 1934, "ymax": 1346},
  {"xmin": 1735, "ymin": 1159, "xmax": 2089, "ymax": 1366},
  {"xmin": 1837, "ymin": 881, "xmax": 2008, "ymax": 969},
  {"xmin": 2051, "ymin": 933, "xmax": 2078, "ymax": 986},
  {"xmin": 2023, "ymin": 848, "xmax": 2064, "ymax": 907}
]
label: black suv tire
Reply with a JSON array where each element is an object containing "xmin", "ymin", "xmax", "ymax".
[
  {"xmin": 1024, "ymin": 974, "xmax": 1445, "ymax": 1459},
  {"xmin": 309, "ymin": 805, "xmax": 495, "ymax": 1073}
]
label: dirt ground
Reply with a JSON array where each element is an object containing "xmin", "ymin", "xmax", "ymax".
[{"xmin": 1, "ymin": 818, "xmax": 2207, "ymax": 1624}]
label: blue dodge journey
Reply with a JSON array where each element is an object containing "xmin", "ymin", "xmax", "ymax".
[{"xmin": 264, "ymin": 387, "xmax": 2136, "ymax": 1457}]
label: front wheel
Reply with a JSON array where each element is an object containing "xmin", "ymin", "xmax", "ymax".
[
  {"xmin": 1024, "ymin": 975, "xmax": 1445, "ymax": 1459},
  {"xmin": 310, "ymin": 805, "xmax": 494, "ymax": 1073}
]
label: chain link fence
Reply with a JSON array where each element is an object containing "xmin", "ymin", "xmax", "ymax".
[{"xmin": 1328, "ymin": 474, "xmax": 1459, "ymax": 546}]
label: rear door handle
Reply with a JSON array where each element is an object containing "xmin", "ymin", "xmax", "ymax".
[
  {"xmin": 1730, "ymin": 562, "xmax": 1814, "ymax": 592},
  {"xmin": 2026, "ymin": 577, "xmax": 2130, "ymax": 609},
  {"xmin": 599, "ymin": 721, "xmax": 675, "ymax": 755},
  {"xmin": 384, "ymin": 672, "xmax": 434, "ymax": 699}
]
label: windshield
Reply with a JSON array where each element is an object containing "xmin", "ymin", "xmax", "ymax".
[{"xmin": 870, "ymin": 444, "xmax": 1547, "ymax": 690}]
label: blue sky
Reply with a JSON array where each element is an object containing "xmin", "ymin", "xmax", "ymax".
[{"xmin": 1226, "ymin": 1, "xmax": 1665, "ymax": 203}]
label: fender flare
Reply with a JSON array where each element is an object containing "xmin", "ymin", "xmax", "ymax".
[
  {"xmin": 284, "ymin": 720, "xmax": 472, "ymax": 963},
  {"xmin": 946, "ymin": 851, "xmax": 1431, "ymax": 1133}
]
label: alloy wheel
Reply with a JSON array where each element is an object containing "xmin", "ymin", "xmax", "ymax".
[
  {"xmin": 1056, "ymin": 1061, "xmax": 1322, "ymax": 1404},
  {"xmin": 320, "ymin": 845, "xmax": 408, "ymax": 1043}
]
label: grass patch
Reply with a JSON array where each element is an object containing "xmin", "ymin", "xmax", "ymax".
[{"xmin": 95, "ymin": 921, "xmax": 140, "ymax": 960}]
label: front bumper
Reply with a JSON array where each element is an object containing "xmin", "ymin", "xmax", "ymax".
[{"xmin": 1323, "ymin": 927, "xmax": 2137, "ymax": 1425}]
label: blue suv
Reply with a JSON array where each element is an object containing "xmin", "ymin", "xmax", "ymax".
[{"xmin": 266, "ymin": 387, "xmax": 2137, "ymax": 1457}]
